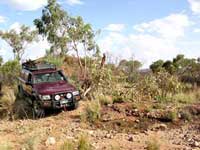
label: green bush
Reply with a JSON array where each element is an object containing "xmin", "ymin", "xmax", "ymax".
[
  {"xmin": 82, "ymin": 100, "xmax": 101, "ymax": 123},
  {"xmin": 44, "ymin": 55, "xmax": 64, "ymax": 67},
  {"xmin": 165, "ymin": 110, "xmax": 178, "ymax": 122},
  {"xmin": 0, "ymin": 60, "xmax": 20, "ymax": 85}
]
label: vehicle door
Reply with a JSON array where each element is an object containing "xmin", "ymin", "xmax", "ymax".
[{"xmin": 25, "ymin": 73, "xmax": 33, "ymax": 95}]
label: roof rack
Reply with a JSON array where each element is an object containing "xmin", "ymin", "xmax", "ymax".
[{"xmin": 22, "ymin": 60, "xmax": 56, "ymax": 71}]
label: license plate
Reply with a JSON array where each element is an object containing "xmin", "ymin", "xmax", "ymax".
[{"xmin": 60, "ymin": 100, "xmax": 68, "ymax": 105}]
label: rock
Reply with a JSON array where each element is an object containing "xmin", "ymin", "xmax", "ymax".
[
  {"xmin": 151, "ymin": 123, "xmax": 167, "ymax": 131},
  {"xmin": 135, "ymin": 119, "xmax": 140, "ymax": 123},
  {"xmin": 128, "ymin": 135, "xmax": 134, "ymax": 142},
  {"xmin": 191, "ymin": 141, "xmax": 200, "ymax": 147},
  {"xmin": 88, "ymin": 130, "xmax": 94, "ymax": 135},
  {"xmin": 45, "ymin": 137, "xmax": 56, "ymax": 145},
  {"xmin": 105, "ymin": 133, "xmax": 113, "ymax": 139}
]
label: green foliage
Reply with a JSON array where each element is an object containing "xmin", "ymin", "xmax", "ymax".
[
  {"xmin": 34, "ymin": 0, "xmax": 69, "ymax": 55},
  {"xmin": 118, "ymin": 59, "xmax": 142, "ymax": 73},
  {"xmin": 0, "ymin": 60, "xmax": 21, "ymax": 85},
  {"xmin": 165, "ymin": 110, "xmax": 178, "ymax": 122},
  {"xmin": 150, "ymin": 60, "xmax": 164, "ymax": 73},
  {"xmin": 44, "ymin": 54, "xmax": 64, "ymax": 67},
  {"xmin": 97, "ymin": 94, "xmax": 113, "ymax": 106},
  {"xmin": 0, "ymin": 25, "xmax": 37, "ymax": 60},
  {"xmin": 0, "ymin": 56, "xmax": 3, "ymax": 66},
  {"xmin": 82, "ymin": 100, "xmax": 101, "ymax": 123},
  {"xmin": 150, "ymin": 54, "xmax": 200, "ymax": 86}
]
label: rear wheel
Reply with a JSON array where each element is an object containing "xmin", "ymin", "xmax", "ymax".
[{"xmin": 32, "ymin": 100, "xmax": 45, "ymax": 119}]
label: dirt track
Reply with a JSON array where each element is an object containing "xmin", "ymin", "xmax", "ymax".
[{"xmin": 0, "ymin": 101, "xmax": 200, "ymax": 150}]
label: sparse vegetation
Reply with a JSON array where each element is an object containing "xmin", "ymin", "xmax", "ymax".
[
  {"xmin": 0, "ymin": 0, "xmax": 200, "ymax": 149},
  {"xmin": 146, "ymin": 138, "xmax": 160, "ymax": 150},
  {"xmin": 77, "ymin": 134, "xmax": 92, "ymax": 150},
  {"xmin": 60, "ymin": 140, "xmax": 75, "ymax": 150},
  {"xmin": 81, "ymin": 100, "xmax": 101, "ymax": 123}
]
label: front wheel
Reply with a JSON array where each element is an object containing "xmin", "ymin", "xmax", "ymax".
[
  {"xmin": 68, "ymin": 102, "xmax": 79, "ymax": 110},
  {"xmin": 32, "ymin": 100, "xmax": 45, "ymax": 119}
]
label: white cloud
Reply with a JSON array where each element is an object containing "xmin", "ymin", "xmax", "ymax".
[
  {"xmin": 22, "ymin": 37, "xmax": 49, "ymax": 62},
  {"xmin": 66, "ymin": 0, "xmax": 84, "ymax": 6},
  {"xmin": 188, "ymin": 0, "xmax": 200, "ymax": 14},
  {"xmin": 0, "ymin": 15, "xmax": 7, "ymax": 23},
  {"xmin": 104, "ymin": 24, "xmax": 125, "ymax": 32},
  {"xmin": 98, "ymin": 32, "xmax": 179, "ymax": 68},
  {"xmin": 99, "ymin": 13, "xmax": 194, "ymax": 68},
  {"xmin": 133, "ymin": 14, "xmax": 191, "ymax": 39},
  {"xmin": 1, "ymin": 0, "xmax": 47, "ymax": 11},
  {"xmin": 193, "ymin": 28, "xmax": 200, "ymax": 33}
]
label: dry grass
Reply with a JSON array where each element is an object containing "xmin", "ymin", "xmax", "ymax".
[
  {"xmin": 146, "ymin": 138, "xmax": 160, "ymax": 150},
  {"xmin": 81, "ymin": 100, "xmax": 101, "ymax": 123},
  {"xmin": 0, "ymin": 86, "xmax": 16, "ymax": 119}
]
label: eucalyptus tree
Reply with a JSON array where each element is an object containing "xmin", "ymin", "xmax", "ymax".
[
  {"xmin": 68, "ymin": 16, "xmax": 97, "ymax": 72},
  {"xmin": 34, "ymin": 0, "xmax": 70, "ymax": 56},
  {"xmin": 35, "ymin": 0, "xmax": 98, "ymax": 71},
  {"xmin": 0, "ymin": 25, "xmax": 37, "ymax": 61},
  {"xmin": 0, "ymin": 56, "xmax": 2, "ymax": 66}
]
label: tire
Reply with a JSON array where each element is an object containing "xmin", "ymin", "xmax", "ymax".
[
  {"xmin": 68, "ymin": 101, "xmax": 79, "ymax": 110},
  {"xmin": 32, "ymin": 100, "xmax": 45, "ymax": 119},
  {"xmin": 18, "ymin": 85, "xmax": 25, "ymax": 97}
]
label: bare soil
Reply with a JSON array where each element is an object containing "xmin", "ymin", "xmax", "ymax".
[{"xmin": 0, "ymin": 101, "xmax": 200, "ymax": 150}]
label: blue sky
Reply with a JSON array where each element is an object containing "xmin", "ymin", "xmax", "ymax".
[{"xmin": 0, "ymin": 0, "xmax": 200, "ymax": 68}]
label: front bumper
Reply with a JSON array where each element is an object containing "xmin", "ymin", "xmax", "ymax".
[{"xmin": 41, "ymin": 95, "xmax": 81, "ymax": 109}]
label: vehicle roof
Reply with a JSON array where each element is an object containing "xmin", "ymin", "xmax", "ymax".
[{"xmin": 23, "ymin": 68, "xmax": 59, "ymax": 75}]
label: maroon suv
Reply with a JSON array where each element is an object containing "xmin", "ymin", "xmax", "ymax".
[{"xmin": 18, "ymin": 61, "xmax": 80, "ymax": 118}]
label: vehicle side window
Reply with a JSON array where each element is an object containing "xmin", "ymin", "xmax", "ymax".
[{"xmin": 28, "ymin": 74, "xmax": 32, "ymax": 83}]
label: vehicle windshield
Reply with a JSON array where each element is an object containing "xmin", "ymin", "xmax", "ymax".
[{"xmin": 34, "ymin": 71, "xmax": 66, "ymax": 84}]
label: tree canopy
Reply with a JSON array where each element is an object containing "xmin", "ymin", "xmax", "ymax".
[{"xmin": 0, "ymin": 25, "xmax": 37, "ymax": 61}]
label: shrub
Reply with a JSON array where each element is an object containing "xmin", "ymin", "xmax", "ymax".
[
  {"xmin": 0, "ymin": 60, "xmax": 20, "ymax": 85},
  {"xmin": 44, "ymin": 55, "xmax": 64, "ymax": 67},
  {"xmin": 173, "ymin": 92, "xmax": 196, "ymax": 104},
  {"xmin": 60, "ymin": 140, "xmax": 75, "ymax": 150},
  {"xmin": 0, "ymin": 87, "xmax": 16, "ymax": 119},
  {"xmin": 165, "ymin": 110, "xmax": 178, "ymax": 122},
  {"xmin": 77, "ymin": 134, "xmax": 92, "ymax": 150},
  {"xmin": 146, "ymin": 138, "xmax": 160, "ymax": 150},
  {"xmin": 180, "ymin": 109, "xmax": 192, "ymax": 121},
  {"xmin": 97, "ymin": 94, "xmax": 113, "ymax": 105},
  {"xmin": 23, "ymin": 136, "xmax": 39, "ymax": 150},
  {"xmin": 82, "ymin": 100, "xmax": 101, "ymax": 123}
]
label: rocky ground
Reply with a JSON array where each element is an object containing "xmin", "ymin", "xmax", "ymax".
[{"xmin": 0, "ymin": 101, "xmax": 200, "ymax": 150}]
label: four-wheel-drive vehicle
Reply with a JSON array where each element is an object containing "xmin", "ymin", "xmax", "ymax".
[{"xmin": 18, "ymin": 61, "xmax": 81, "ymax": 118}]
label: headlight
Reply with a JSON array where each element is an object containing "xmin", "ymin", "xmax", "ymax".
[
  {"xmin": 72, "ymin": 91, "xmax": 79, "ymax": 96},
  {"xmin": 39, "ymin": 95, "xmax": 51, "ymax": 100},
  {"xmin": 55, "ymin": 95, "xmax": 61, "ymax": 101},
  {"xmin": 66, "ymin": 93, "xmax": 72, "ymax": 99}
]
